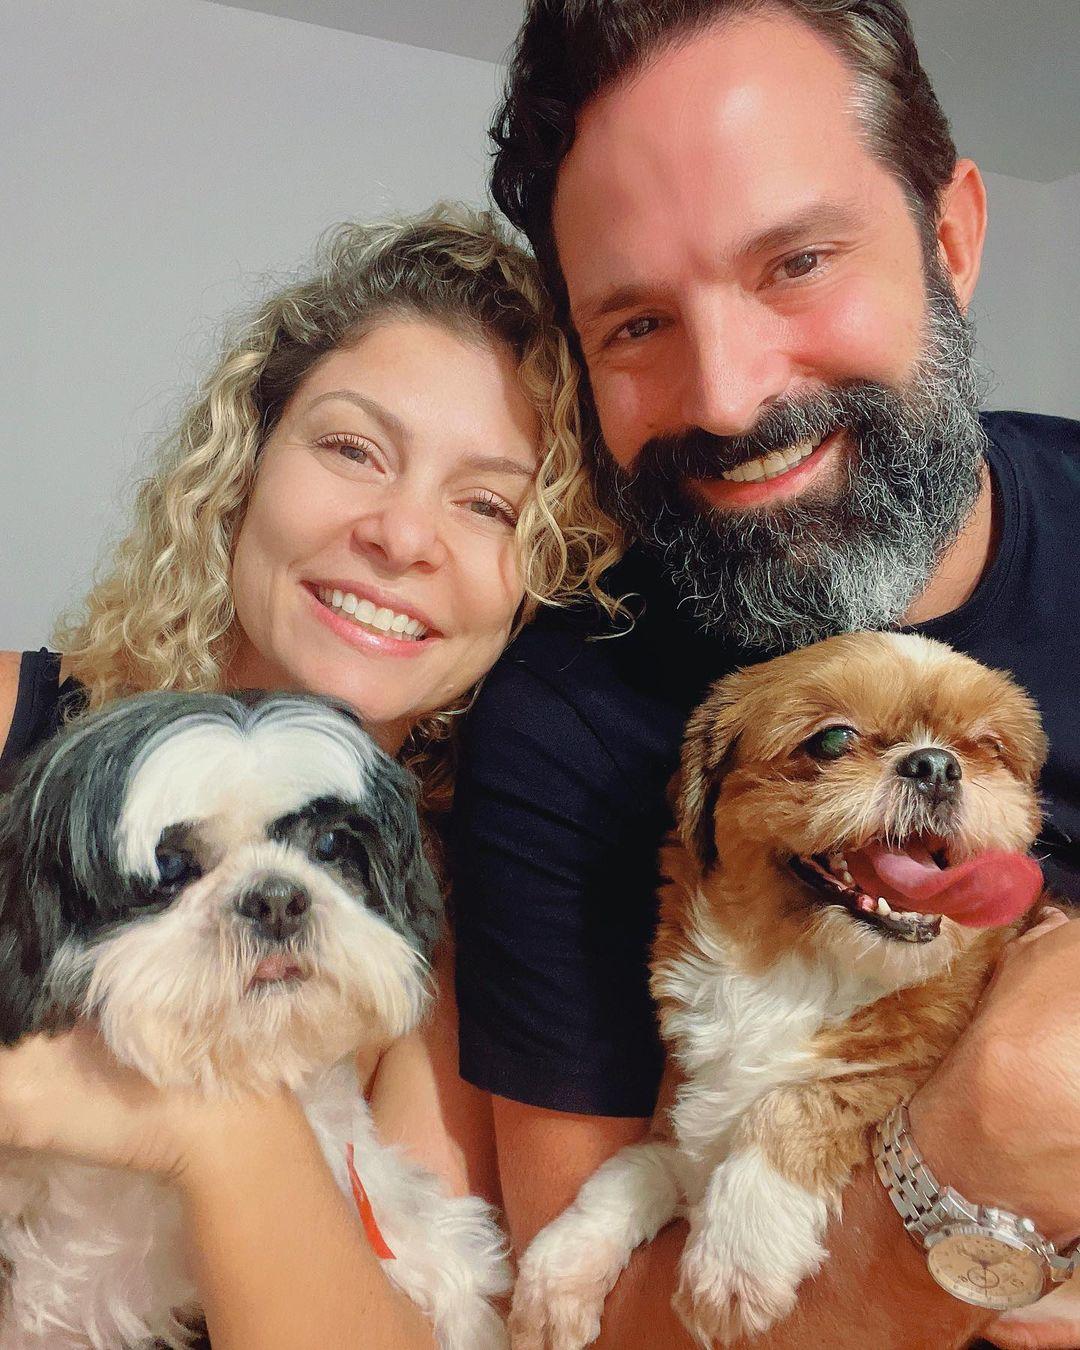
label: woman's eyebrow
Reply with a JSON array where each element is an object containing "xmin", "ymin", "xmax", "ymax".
[
  {"xmin": 306, "ymin": 389, "xmax": 409, "ymax": 443},
  {"xmin": 458, "ymin": 453, "xmax": 535, "ymax": 478}
]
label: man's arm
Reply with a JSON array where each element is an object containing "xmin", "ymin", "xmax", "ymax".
[{"xmin": 495, "ymin": 912, "xmax": 1080, "ymax": 1348}]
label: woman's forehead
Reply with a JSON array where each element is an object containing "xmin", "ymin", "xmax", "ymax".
[{"xmin": 287, "ymin": 317, "xmax": 542, "ymax": 468}]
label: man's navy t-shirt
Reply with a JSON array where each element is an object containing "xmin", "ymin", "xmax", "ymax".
[{"xmin": 450, "ymin": 412, "xmax": 1080, "ymax": 1118}]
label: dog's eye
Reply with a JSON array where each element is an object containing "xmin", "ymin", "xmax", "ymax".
[
  {"xmin": 804, "ymin": 726, "xmax": 859, "ymax": 760},
  {"xmin": 313, "ymin": 829, "xmax": 349, "ymax": 863},
  {"xmin": 977, "ymin": 735, "xmax": 1006, "ymax": 759},
  {"xmin": 155, "ymin": 847, "xmax": 200, "ymax": 889}
]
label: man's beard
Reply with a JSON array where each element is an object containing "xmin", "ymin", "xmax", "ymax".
[{"xmin": 594, "ymin": 266, "xmax": 987, "ymax": 652}]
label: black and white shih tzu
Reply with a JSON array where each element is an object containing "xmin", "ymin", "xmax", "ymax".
[{"xmin": 0, "ymin": 691, "xmax": 509, "ymax": 1350}]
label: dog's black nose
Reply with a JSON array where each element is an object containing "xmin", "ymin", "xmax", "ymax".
[
  {"xmin": 896, "ymin": 747, "xmax": 962, "ymax": 803},
  {"xmin": 236, "ymin": 876, "xmax": 310, "ymax": 942}
]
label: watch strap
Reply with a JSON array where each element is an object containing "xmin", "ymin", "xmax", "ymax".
[{"xmin": 873, "ymin": 1102, "xmax": 1080, "ymax": 1282}]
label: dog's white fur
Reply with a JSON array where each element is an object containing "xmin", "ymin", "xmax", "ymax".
[
  {"xmin": 510, "ymin": 633, "xmax": 1045, "ymax": 1349},
  {"xmin": 0, "ymin": 696, "xmax": 510, "ymax": 1349},
  {"xmin": 511, "ymin": 934, "xmax": 858, "ymax": 1350},
  {"xmin": 0, "ymin": 1060, "xmax": 508, "ymax": 1350}
]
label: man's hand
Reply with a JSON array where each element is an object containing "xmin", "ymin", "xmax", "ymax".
[{"xmin": 910, "ymin": 907, "xmax": 1080, "ymax": 1243}]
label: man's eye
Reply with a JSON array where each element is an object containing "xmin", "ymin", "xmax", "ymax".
[
  {"xmin": 155, "ymin": 848, "xmax": 201, "ymax": 889},
  {"xmin": 804, "ymin": 726, "xmax": 859, "ymax": 760},
  {"xmin": 616, "ymin": 315, "xmax": 660, "ymax": 342},
  {"xmin": 779, "ymin": 251, "xmax": 821, "ymax": 281}
]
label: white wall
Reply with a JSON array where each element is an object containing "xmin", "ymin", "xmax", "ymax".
[
  {"xmin": 2, "ymin": 0, "xmax": 504, "ymax": 648},
  {"xmin": 976, "ymin": 172, "xmax": 1080, "ymax": 419},
  {"xmin": 2, "ymin": 1, "xmax": 1077, "ymax": 650}
]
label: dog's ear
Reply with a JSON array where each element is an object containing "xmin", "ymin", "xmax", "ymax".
[
  {"xmin": 677, "ymin": 671, "xmax": 753, "ymax": 874},
  {"xmin": 361, "ymin": 759, "xmax": 443, "ymax": 961},
  {"xmin": 0, "ymin": 764, "xmax": 82, "ymax": 1044}
]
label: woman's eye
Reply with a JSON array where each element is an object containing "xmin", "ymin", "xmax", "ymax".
[
  {"xmin": 804, "ymin": 726, "xmax": 859, "ymax": 760},
  {"xmin": 467, "ymin": 490, "xmax": 518, "ymax": 527},
  {"xmin": 317, "ymin": 435, "xmax": 375, "ymax": 465},
  {"xmin": 778, "ymin": 251, "xmax": 822, "ymax": 281},
  {"xmin": 155, "ymin": 848, "xmax": 200, "ymax": 889}
]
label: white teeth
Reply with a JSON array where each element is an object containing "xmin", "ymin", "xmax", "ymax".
[
  {"xmin": 317, "ymin": 588, "xmax": 428, "ymax": 641},
  {"xmin": 840, "ymin": 869, "xmax": 854, "ymax": 885},
  {"xmin": 876, "ymin": 897, "xmax": 891, "ymax": 917},
  {"xmin": 720, "ymin": 438, "xmax": 818, "ymax": 483}
]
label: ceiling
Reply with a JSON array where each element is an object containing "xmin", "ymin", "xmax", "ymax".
[{"xmin": 209, "ymin": 0, "xmax": 1080, "ymax": 182}]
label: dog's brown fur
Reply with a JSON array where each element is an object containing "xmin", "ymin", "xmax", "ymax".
[{"xmin": 653, "ymin": 631, "xmax": 1047, "ymax": 1215}]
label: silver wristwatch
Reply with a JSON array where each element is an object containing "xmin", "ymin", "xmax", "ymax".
[{"xmin": 873, "ymin": 1102, "xmax": 1080, "ymax": 1310}]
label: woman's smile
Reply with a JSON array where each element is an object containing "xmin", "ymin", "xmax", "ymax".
[{"xmin": 228, "ymin": 317, "xmax": 541, "ymax": 748}]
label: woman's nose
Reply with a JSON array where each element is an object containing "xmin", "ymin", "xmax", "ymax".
[{"xmin": 349, "ymin": 487, "xmax": 448, "ymax": 573}]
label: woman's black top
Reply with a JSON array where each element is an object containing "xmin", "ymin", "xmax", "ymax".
[{"xmin": 0, "ymin": 649, "xmax": 84, "ymax": 779}]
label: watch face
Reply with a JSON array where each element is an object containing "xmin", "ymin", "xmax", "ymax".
[{"xmin": 926, "ymin": 1228, "xmax": 1045, "ymax": 1310}]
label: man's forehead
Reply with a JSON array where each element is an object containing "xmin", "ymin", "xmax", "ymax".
[{"xmin": 552, "ymin": 11, "xmax": 884, "ymax": 316}]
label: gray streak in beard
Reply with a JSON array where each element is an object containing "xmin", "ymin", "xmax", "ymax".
[{"xmin": 595, "ymin": 267, "xmax": 987, "ymax": 652}]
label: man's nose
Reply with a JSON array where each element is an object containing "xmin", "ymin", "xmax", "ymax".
[
  {"xmin": 679, "ymin": 299, "xmax": 792, "ymax": 438},
  {"xmin": 350, "ymin": 486, "xmax": 448, "ymax": 573}
]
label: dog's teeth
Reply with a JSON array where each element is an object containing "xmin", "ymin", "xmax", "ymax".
[
  {"xmin": 841, "ymin": 870, "xmax": 854, "ymax": 885},
  {"xmin": 876, "ymin": 897, "xmax": 891, "ymax": 917}
]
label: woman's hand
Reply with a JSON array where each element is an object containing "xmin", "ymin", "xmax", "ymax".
[{"xmin": 0, "ymin": 1022, "xmax": 209, "ymax": 1179}]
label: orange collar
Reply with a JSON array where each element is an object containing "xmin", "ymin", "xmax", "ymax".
[{"xmin": 345, "ymin": 1142, "xmax": 395, "ymax": 1260}]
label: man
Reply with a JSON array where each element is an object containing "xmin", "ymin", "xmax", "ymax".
[{"xmin": 451, "ymin": 2, "xmax": 1080, "ymax": 1345}]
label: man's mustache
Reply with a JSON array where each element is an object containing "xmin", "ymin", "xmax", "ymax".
[{"xmin": 628, "ymin": 383, "xmax": 888, "ymax": 484}]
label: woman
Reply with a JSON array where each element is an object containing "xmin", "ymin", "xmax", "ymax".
[{"xmin": 0, "ymin": 206, "xmax": 622, "ymax": 1348}]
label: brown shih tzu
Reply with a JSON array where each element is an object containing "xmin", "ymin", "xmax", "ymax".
[{"xmin": 511, "ymin": 632, "xmax": 1047, "ymax": 1349}]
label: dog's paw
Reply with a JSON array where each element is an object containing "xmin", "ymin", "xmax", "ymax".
[
  {"xmin": 510, "ymin": 1225, "xmax": 628, "ymax": 1350},
  {"xmin": 672, "ymin": 1148, "xmax": 829, "ymax": 1345},
  {"xmin": 673, "ymin": 1229, "xmax": 798, "ymax": 1346}
]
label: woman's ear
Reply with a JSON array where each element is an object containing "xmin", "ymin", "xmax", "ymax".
[{"xmin": 935, "ymin": 159, "xmax": 988, "ymax": 312}]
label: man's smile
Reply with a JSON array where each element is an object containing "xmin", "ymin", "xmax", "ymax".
[{"xmin": 686, "ymin": 427, "xmax": 845, "ymax": 509}]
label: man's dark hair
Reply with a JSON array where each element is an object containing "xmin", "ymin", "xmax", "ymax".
[{"xmin": 491, "ymin": 0, "xmax": 958, "ymax": 300}]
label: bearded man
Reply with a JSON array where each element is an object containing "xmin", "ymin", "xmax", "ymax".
[{"xmin": 451, "ymin": 3, "xmax": 1080, "ymax": 1346}]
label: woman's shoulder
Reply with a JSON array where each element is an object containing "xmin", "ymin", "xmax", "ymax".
[
  {"xmin": 0, "ymin": 651, "xmax": 22, "ymax": 751},
  {"xmin": 0, "ymin": 648, "xmax": 76, "ymax": 772}
]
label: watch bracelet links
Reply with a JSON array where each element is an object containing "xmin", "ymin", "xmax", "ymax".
[{"xmin": 873, "ymin": 1101, "xmax": 1080, "ymax": 1281}]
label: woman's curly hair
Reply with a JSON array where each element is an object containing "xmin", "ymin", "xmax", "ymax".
[{"xmin": 56, "ymin": 204, "xmax": 623, "ymax": 810}]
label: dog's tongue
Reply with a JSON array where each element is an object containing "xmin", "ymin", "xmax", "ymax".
[
  {"xmin": 852, "ymin": 842, "xmax": 1042, "ymax": 927},
  {"xmin": 251, "ymin": 954, "xmax": 302, "ymax": 983}
]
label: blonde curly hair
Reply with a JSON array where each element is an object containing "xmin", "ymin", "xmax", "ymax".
[{"xmin": 56, "ymin": 205, "xmax": 623, "ymax": 807}]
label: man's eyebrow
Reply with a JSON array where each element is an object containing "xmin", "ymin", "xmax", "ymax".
[
  {"xmin": 305, "ymin": 389, "xmax": 409, "ymax": 442},
  {"xmin": 573, "ymin": 283, "xmax": 660, "ymax": 331},
  {"xmin": 572, "ymin": 202, "xmax": 866, "ymax": 330},
  {"xmin": 737, "ymin": 201, "xmax": 865, "ymax": 261}
]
